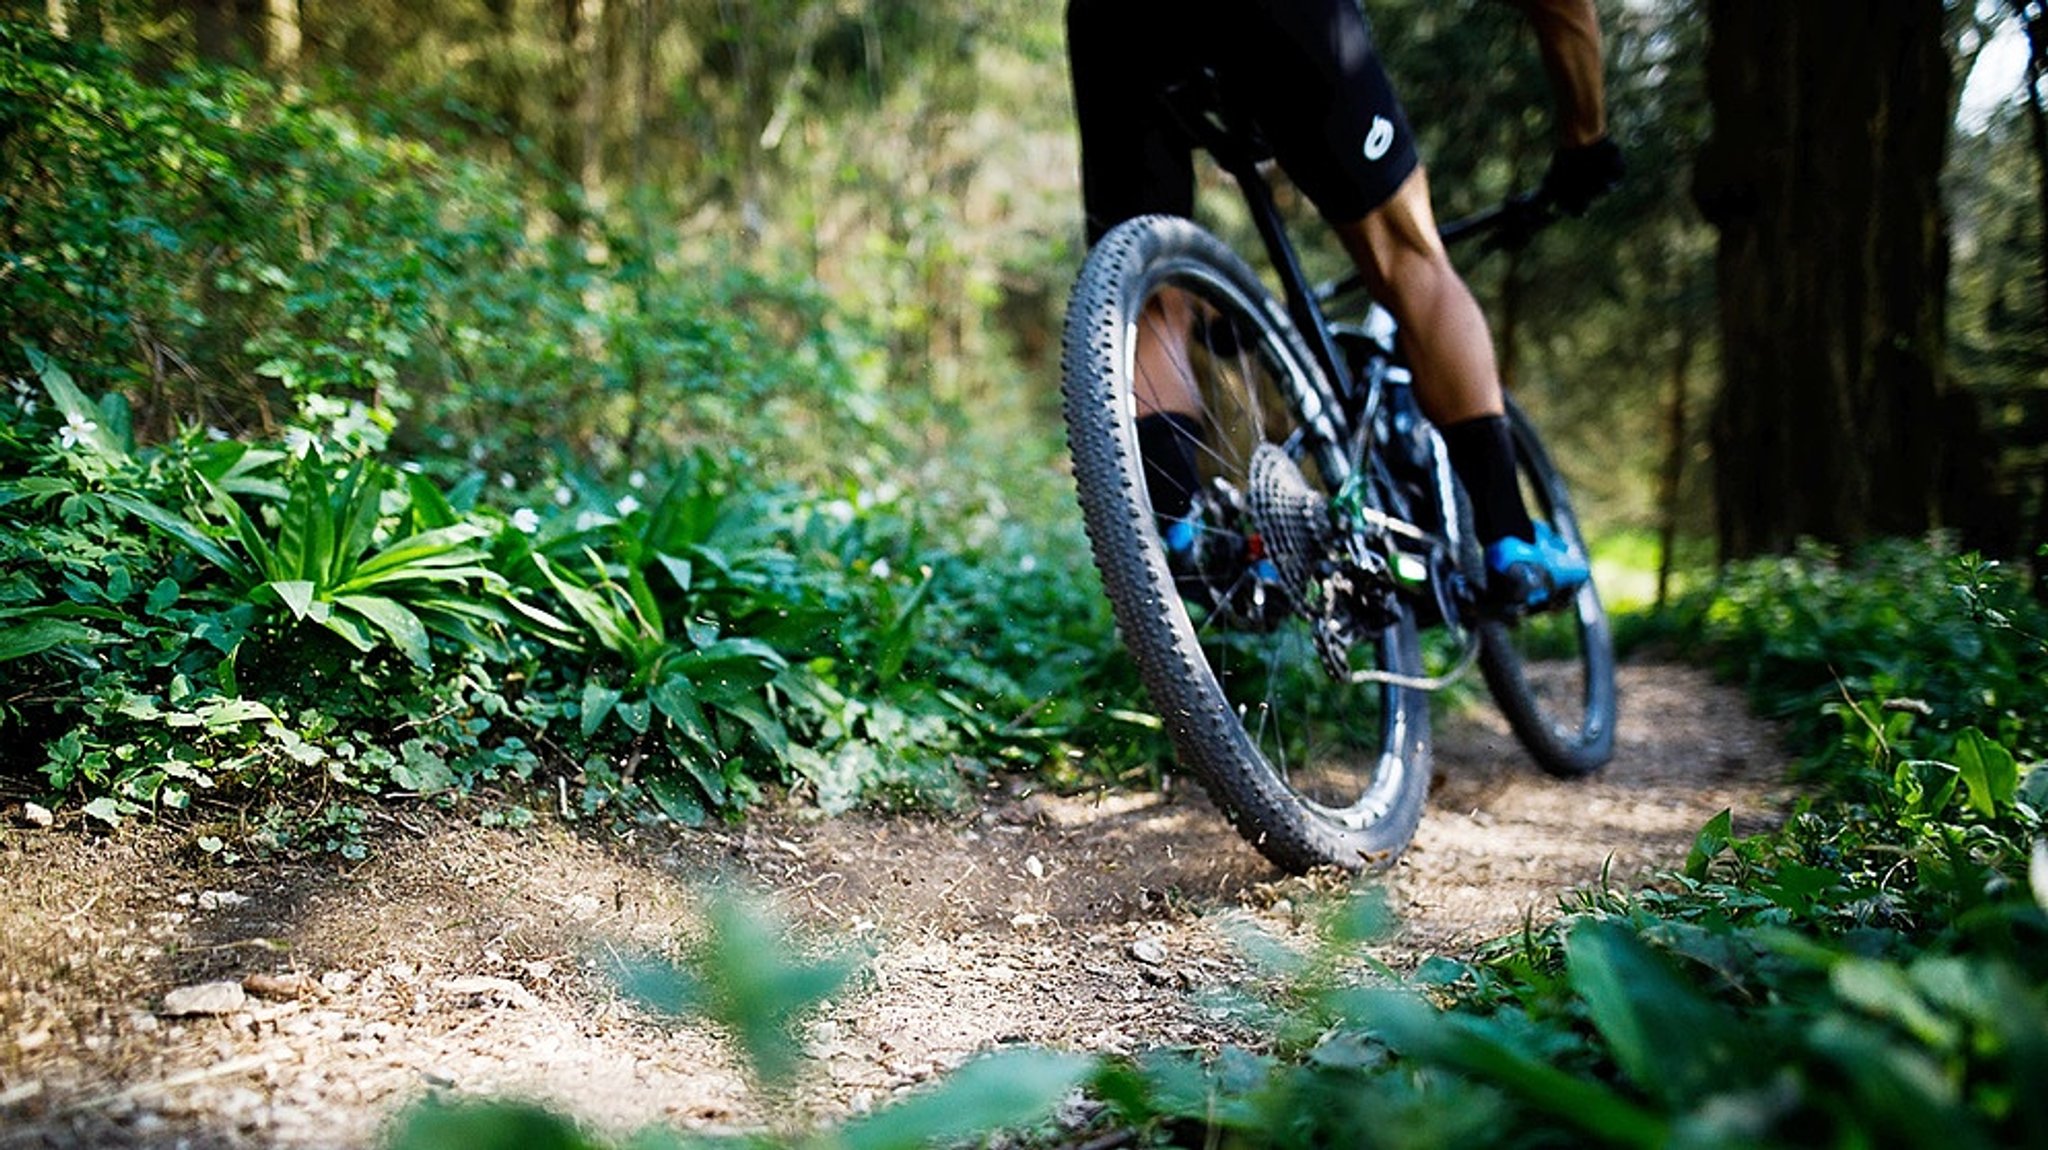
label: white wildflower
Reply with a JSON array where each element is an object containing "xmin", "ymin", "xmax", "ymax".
[
  {"xmin": 511, "ymin": 507, "xmax": 541, "ymax": 534},
  {"xmin": 628, "ymin": 470, "xmax": 647, "ymax": 490},
  {"xmin": 871, "ymin": 558, "xmax": 892, "ymax": 580},
  {"xmin": 616, "ymin": 495, "xmax": 642, "ymax": 516},
  {"xmin": 58, "ymin": 412, "xmax": 97, "ymax": 450},
  {"xmin": 8, "ymin": 379, "xmax": 35, "ymax": 417},
  {"xmin": 498, "ymin": 472, "xmax": 516, "ymax": 490},
  {"xmin": 282, "ymin": 427, "xmax": 316, "ymax": 459},
  {"xmin": 1018, "ymin": 554, "xmax": 1039, "ymax": 574},
  {"xmin": 553, "ymin": 486, "xmax": 574, "ymax": 507}
]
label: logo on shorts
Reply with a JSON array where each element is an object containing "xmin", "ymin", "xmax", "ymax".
[{"xmin": 1363, "ymin": 116, "xmax": 1396, "ymax": 162}]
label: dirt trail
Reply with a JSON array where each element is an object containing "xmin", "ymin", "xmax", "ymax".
[{"xmin": 0, "ymin": 661, "xmax": 1787, "ymax": 1149}]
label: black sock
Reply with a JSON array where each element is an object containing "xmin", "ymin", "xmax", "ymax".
[
  {"xmin": 1134, "ymin": 411, "xmax": 1204, "ymax": 523},
  {"xmin": 1442, "ymin": 414, "xmax": 1534, "ymax": 545}
]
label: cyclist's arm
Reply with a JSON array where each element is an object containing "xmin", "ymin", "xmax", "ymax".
[{"xmin": 1504, "ymin": 0, "xmax": 1607, "ymax": 146}]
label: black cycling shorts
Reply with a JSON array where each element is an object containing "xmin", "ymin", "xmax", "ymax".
[{"xmin": 1067, "ymin": 0, "xmax": 1419, "ymax": 244}]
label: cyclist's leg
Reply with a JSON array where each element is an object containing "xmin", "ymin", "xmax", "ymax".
[
  {"xmin": 1207, "ymin": 0, "xmax": 1583, "ymax": 607},
  {"xmin": 1333, "ymin": 181, "xmax": 1586, "ymax": 606},
  {"xmin": 1068, "ymin": 0, "xmax": 1208, "ymax": 526}
]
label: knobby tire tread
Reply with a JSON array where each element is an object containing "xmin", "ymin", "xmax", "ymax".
[{"xmin": 1059, "ymin": 215, "xmax": 1431, "ymax": 873}]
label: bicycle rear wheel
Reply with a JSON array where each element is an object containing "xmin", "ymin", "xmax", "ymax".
[
  {"xmin": 1061, "ymin": 215, "xmax": 1432, "ymax": 873},
  {"xmin": 1476, "ymin": 397, "xmax": 1617, "ymax": 776}
]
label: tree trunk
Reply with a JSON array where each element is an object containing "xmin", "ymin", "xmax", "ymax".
[
  {"xmin": 2020, "ymin": 4, "xmax": 2048, "ymax": 591},
  {"xmin": 1655, "ymin": 309, "xmax": 1698, "ymax": 608},
  {"xmin": 192, "ymin": 0, "xmax": 261, "ymax": 65},
  {"xmin": 548, "ymin": 0, "xmax": 605, "ymax": 231},
  {"xmin": 264, "ymin": 0, "xmax": 300, "ymax": 76},
  {"xmin": 1696, "ymin": 0, "xmax": 1952, "ymax": 560}
]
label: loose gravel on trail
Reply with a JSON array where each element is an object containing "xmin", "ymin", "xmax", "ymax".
[{"xmin": 0, "ymin": 661, "xmax": 1787, "ymax": 1149}]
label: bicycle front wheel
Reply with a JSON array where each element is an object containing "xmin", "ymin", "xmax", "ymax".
[
  {"xmin": 1060, "ymin": 215, "xmax": 1432, "ymax": 873},
  {"xmin": 1476, "ymin": 397, "xmax": 1618, "ymax": 776}
]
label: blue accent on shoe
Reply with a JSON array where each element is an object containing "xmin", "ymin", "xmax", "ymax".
[
  {"xmin": 1249, "ymin": 558, "xmax": 1280, "ymax": 583},
  {"xmin": 1484, "ymin": 523, "xmax": 1589, "ymax": 610}
]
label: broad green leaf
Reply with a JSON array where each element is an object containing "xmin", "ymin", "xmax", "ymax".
[
  {"xmin": 1952, "ymin": 727, "xmax": 2018, "ymax": 818},
  {"xmin": 81, "ymin": 797, "xmax": 122, "ymax": 826},
  {"xmin": 102, "ymin": 493, "xmax": 254, "ymax": 585},
  {"xmin": 877, "ymin": 567, "xmax": 938, "ymax": 682},
  {"xmin": 837, "ymin": 1050, "xmax": 1095, "ymax": 1150},
  {"xmin": 197, "ymin": 475, "xmax": 281, "ymax": 582},
  {"xmin": 350, "ymin": 524, "xmax": 493, "ymax": 582},
  {"xmin": 614, "ymin": 696, "xmax": 651, "ymax": 734},
  {"xmin": 1831, "ymin": 958, "xmax": 1958, "ymax": 1051},
  {"xmin": 333, "ymin": 463, "xmax": 389, "ymax": 585},
  {"xmin": 1806, "ymin": 1014, "xmax": 1986, "ymax": 1150},
  {"xmin": 1353, "ymin": 986, "xmax": 1667, "ymax": 1147},
  {"xmin": 0, "ymin": 617, "xmax": 98, "ymax": 662},
  {"xmin": 530, "ymin": 554, "xmax": 639, "ymax": 656},
  {"xmin": 1567, "ymin": 920, "xmax": 1751, "ymax": 1108},
  {"xmin": 580, "ymin": 681, "xmax": 622, "ymax": 738},
  {"xmin": 1683, "ymin": 809, "xmax": 1734, "ymax": 882},
  {"xmin": 1895, "ymin": 758, "xmax": 1960, "ymax": 817},
  {"xmin": 335, "ymin": 594, "xmax": 432, "ymax": 667},
  {"xmin": 336, "ymin": 562, "xmax": 496, "ymax": 595},
  {"xmin": 643, "ymin": 771, "xmax": 708, "ymax": 827},
  {"xmin": 195, "ymin": 441, "xmax": 288, "ymax": 500},
  {"xmin": 404, "ymin": 472, "xmax": 461, "ymax": 530},
  {"xmin": 387, "ymin": 1099, "xmax": 600, "ymax": 1150},
  {"xmin": 317, "ymin": 607, "xmax": 379, "ymax": 653},
  {"xmin": 194, "ymin": 698, "xmax": 278, "ymax": 729},
  {"xmin": 276, "ymin": 459, "xmax": 328, "ymax": 582},
  {"xmin": 265, "ymin": 580, "xmax": 317, "ymax": 620},
  {"xmin": 656, "ymin": 553, "xmax": 692, "ymax": 594},
  {"xmin": 29, "ymin": 349, "xmax": 129, "ymax": 461},
  {"xmin": 650, "ymin": 674, "xmax": 713, "ymax": 745},
  {"xmin": 717, "ymin": 694, "xmax": 791, "ymax": 762}
]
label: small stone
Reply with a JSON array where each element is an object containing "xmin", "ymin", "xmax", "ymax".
[
  {"xmin": 20, "ymin": 802, "xmax": 52, "ymax": 829},
  {"xmin": 242, "ymin": 973, "xmax": 314, "ymax": 1000},
  {"xmin": 1024, "ymin": 855, "xmax": 1046, "ymax": 880},
  {"xmin": 319, "ymin": 971, "xmax": 356, "ymax": 995},
  {"xmin": 435, "ymin": 975, "xmax": 539, "ymax": 1009},
  {"xmin": 197, "ymin": 891, "xmax": 249, "ymax": 911},
  {"xmin": 1128, "ymin": 937, "xmax": 1168, "ymax": 966},
  {"xmin": 161, "ymin": 981, "xmax": 248, "ymax": 1017}
]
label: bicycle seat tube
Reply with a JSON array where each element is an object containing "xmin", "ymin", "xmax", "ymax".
[{"xmin": 1158, "ymin": 75, "xmax": 1359, "ymax": 417}]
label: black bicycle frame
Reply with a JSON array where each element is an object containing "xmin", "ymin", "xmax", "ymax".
[{"xmin": 1161, "ymin": 82, "xmax": 1361, "ymax": 418}]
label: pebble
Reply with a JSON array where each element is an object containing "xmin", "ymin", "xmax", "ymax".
[
  {"xmin": 1127, "ymin": 937, "xmax": 1168, "ymax": 966},
  {"xmin": 20, "ymin": 802, "xmax": 53, "ymax": 829},
  {"xmin": 162, "ymin": 981, "xmax": 248, "ymax": 1017}
]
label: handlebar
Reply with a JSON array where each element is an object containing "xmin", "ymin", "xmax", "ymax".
[{"xmin": 1437, "ymin": 190, "xmax": 1557, "ymax": 250}]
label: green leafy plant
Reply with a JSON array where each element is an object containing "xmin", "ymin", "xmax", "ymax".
[{"xmin": 109, "ymin": 454, "xmax": 506, "ymax": 670}]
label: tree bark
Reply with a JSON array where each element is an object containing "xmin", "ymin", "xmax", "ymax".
[
  {"xmin": 1697, "ymin": 0, "xmax": 1953, "ymax": 560},
  {"xmin": 264, "ymin": 0, "xmax": 300, "ymax": 76},
  {"xmin": 192, "ymin": 0, "xmax": 261, "ymax": 65},
  {"xmin": 2019, "ymin": 4, "xmax": 2048, "ymax": 590},
  {"xmin": 1655, "ymin": 308, "xmax": 1697, "ymax": 608}
]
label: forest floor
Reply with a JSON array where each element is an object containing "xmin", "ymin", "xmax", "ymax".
[{"xmin": 0, "ymin": 660, "xmax": 1789, "ymax": 1150}]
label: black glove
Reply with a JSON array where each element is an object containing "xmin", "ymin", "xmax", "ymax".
[{"xmin": 1541, "ymin": 137, "xmax": 1625, "ymax": 216}]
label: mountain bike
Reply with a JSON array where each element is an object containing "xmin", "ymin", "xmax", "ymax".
[{"xmin": 1059, "ymin": 78, "xmax": 1617, "ymax": 873}]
